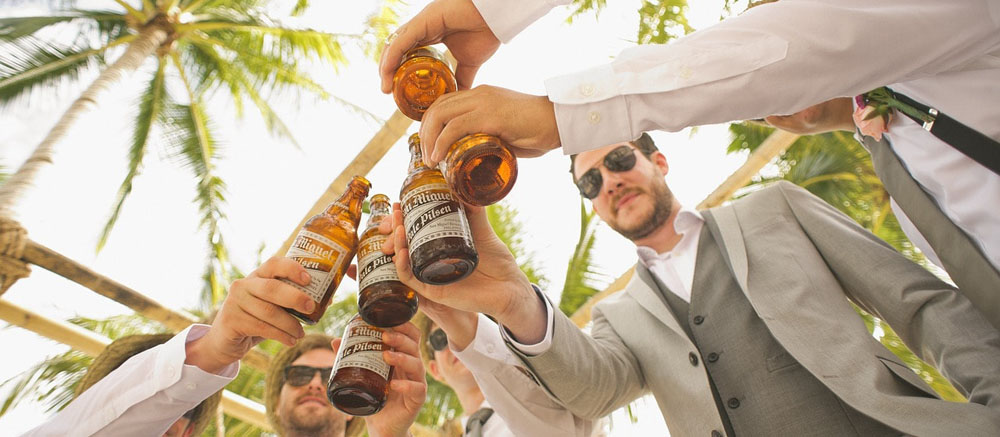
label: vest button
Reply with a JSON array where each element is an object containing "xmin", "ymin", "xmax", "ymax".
[
  {"xmin": 711, "ymin": 431, "xmax": 723, "ymax": 437},
  {"xmin": 707, "ymin": 352, "xmax": 719, "ymax": 363},
  {"xmin": 693, "ymin": 315, "xmax": 705, "ymax": 325},
  {"xmin": 688, "ymin": 352, "xmax": 699, "ymax": 366},
  {"xmin": 727, "ymin": 398, "xmax": 740, "ymax": 409}
]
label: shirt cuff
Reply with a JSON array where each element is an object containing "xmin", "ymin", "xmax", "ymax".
[
  {"xmin": 499, "ymin": 285, "xmax": 555, "ymax": 356},
  {"xmin": 161, "ymin": 324, "xmax": 239, "ymax": 403},
  {"xmin": 454, "ymin": 314, "xmax": 523, "ymax": 373},
  {"xmin": 471, "ymin": 0, "xmax": 570, "ymax": 43}
]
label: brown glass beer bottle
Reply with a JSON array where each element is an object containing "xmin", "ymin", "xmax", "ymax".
[
  {"xmin": 357, "ymin": 194, "xmax": 419, "ymax": 327},
  {"xmin": 328, "ymin": 314, "xmax": 392, "ymax": 416},
  {"xmin": 392, "ymin": 46, "xmax": 457, "ymax": 121},
  {"xmin": 443, "ymin": 133, "xmax": 519, "ymax": 206},
  {"xmin": 400, "ymin": 134, "xmax": 478, "ymax": 285},
  {"xmin": 282, "ymin": 176, "xmax": 370, "ymax": 324}
]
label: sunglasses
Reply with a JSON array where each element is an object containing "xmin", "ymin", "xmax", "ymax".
[
  {"xmin": 284, "ymin": 365, "xmax": 332, "ymax": 387},
  {"xmin": 574, "ymin": 145, "xmax": 638, "ymax": 199},
  {"xmin": 428, "ymin": 328, "xmax": 448, "ymax": 352}
]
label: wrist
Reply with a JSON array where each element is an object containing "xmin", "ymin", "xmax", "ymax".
[
  {"xmin": 442, "ymin": 311, "xmax": 479, "ymax": 352},
  {"xmin": 495, "ymin": 281, "xmax": 547, "ymax": 344},
  {"xmin": 184, "ymin": 328, "xmax": 238, "ymax": 374}
]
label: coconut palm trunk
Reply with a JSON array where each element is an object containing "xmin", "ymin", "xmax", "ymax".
[{"xmin": 0, "ymin": 22, "xmax": 168, "ymax": 215}]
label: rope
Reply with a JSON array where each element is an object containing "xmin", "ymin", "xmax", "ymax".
[{"xmin": 0, "ymin": 217, "xmax": 30, "ymax": 294}]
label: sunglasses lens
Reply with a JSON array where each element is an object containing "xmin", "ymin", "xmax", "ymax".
[
  {"xmin": 576, "ymin": 168, "xmax": 602, "ymax": 199},
  {"xmin": 285, "ymin": 366, "xmax": 332, "ymax": 386},
  {"xmin": 429, "ymin": 329, "xmax": 449, "ymax": 351},
  {"xmin": 604, "ymin": 146, "xmax": 636, "ymax": 172}
]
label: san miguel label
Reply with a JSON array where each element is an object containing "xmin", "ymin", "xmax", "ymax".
[
  {"xmin": 401, "ymin": 182, "xmax": 474, "ymax": 253},
  {"xmin": 358, "ymin": 234, "xmax": 398, "ymax": 291},
  {"xmin": 333, "ymin": 319, "xmax": 391, "ymax": 380},
  {"xmin": 282, "ymin": 230, "xmax": 348, "ymax": 303}
]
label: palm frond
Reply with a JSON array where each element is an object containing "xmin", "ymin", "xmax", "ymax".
[
  {"xmin": 290, "ymin": 0, "xmax": 309, "ymax": 17},
  {"xmin": 0, "ymin": 35, "xmax": 128, "ymax": 107},
  {"xmin": 359, "ymin": 0, "xmax": 403, "ymax": 60},
  {"xmin": 636, "ymin": 0, "xmax": 693, "ymax": 44},
  {"xmin": 97, "ymin": 57, "xmax": 169, "ymax": 252},
  {"xmin": 486, "ymin": 202, "xmax": 548, "ymax": 287},
  {"xmin": 559, "ymin": 199, "xmax": 608, "ymax": 316}
]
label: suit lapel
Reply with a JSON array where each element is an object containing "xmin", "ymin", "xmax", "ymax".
[
  {"xmin": 701, "ymin": 208, "xmax": 750, "ymax": 294},
  {"xmin": 629, "ymin": 264, "xmax": 688, "ymax": 338}
]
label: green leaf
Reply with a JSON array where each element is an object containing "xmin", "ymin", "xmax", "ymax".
[
  {"xmin": 559, "ymin": 199, "xmax": 609, "ymax": 316},
  {"xmin": 0, "ymin": 36, "xmax": 109, "ymax": 107},
  {"xmin": 486, "ymin": 202, "xmax": 548, "ymax": 287},
  {"xmin": 97, "ymin": 57, "xmax": 170, "ymax": 252}
]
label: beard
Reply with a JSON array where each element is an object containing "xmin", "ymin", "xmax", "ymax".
[
  {"xmin": 609, "ymin": 177, "xmax": 674, "ymax": 241},
  {"xmin": 279, "ymin": 399, "xmax": 345, "ymax": 437}
]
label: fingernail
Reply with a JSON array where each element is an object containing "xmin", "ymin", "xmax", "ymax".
[
  {"xmin": 300, "ymin": 271, "xmax": 311, "ymax": 283},
  {"xmin": 305, "ymin": 300, "xmax": 316, "ymax": 312}
]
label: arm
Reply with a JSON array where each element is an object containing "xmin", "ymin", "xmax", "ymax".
[
  {"xmin": 21, "ymin": 257, "xmax": 318, "ymax": 437},
  {"xmin": 20, "ymin": 325, "xmax": 236, "ymax": 437},
  {"xmin": 415, "ymin": 0, "xmax": 1000, "ymax": 165},
  {"xmin": 453, "ymin": 313, "xmax": 605, "ymax": 436},
  {"xmin": 777, "ymin": 182, "xmax": 1000, "ymax": 408}
]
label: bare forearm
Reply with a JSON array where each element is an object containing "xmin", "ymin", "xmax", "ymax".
[{"xmin": 495, "ymin": 283, "xmax": 548, "ymax": 345}]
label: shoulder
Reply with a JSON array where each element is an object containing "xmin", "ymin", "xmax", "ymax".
[{"xmin": 710, "ymin": 180, "xmax": 804, "ymax": 219}]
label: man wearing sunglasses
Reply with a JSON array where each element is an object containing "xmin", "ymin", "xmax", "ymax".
[
  {"xmin": 265, "ymin": 328, "xmax": 426, "ymax": 437},
  {"xmin": 381, "ymin": 134, "xmax": 1000, "ymax": 436},
  {"xmin": 413, "ymin": 312, "xmax": 604, "ymax": 437}
]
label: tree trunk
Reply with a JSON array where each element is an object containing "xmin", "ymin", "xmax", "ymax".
[{"xmin": 0, "ymin": 24, "xmax": 169, "ymax": 216}]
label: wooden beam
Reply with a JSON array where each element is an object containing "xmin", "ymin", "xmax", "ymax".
[
  {"xmin": 0, "ymin": 299, "xmax": 272, "ymax": 430},
  {"xmin": 696, "ymin": 129, "xmax": 799, "ymax": 210},
  {"xmin": 276, "ymin": 110, "xmax": 413, "ymax": 257},
  {"xmin": 20, "ymin": 239, "xmax": 272, "ymax": 371},
  {"xmin": 571, "ymin": 129, "xmax": 800, "ymax": 326}
]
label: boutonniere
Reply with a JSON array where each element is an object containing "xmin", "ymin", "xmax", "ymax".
[{"xmin": 853, "ymin": 87, "xmax": 935, "ymax": 141}]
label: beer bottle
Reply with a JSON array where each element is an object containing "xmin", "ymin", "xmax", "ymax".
[
  {"xmin": 282, "ymin": 176, "xmax": 370, "ymax": 324},
  {"xmin": 357, "ymin": 194, "xmax": 418, "ymax": 327},
  {"xmin": 400, "ymin": 134, "xmax": 478, "ymax": 285},
  {"xmin": 443, "ymin": 133, "xmax": 519, "ymax": 206},
  {"xmin": 392, "ymin": 46, "xmax": 457, "ymax": 121},
  {"xmin": 328, "ymin": 314, "xmax": 392, "ymax": 416}
]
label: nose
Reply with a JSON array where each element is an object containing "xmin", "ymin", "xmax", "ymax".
[
  {"xmin": 306, "ymin": 372, "xmax": 326, "ymax": 391},
  {"xmin": 600, "ymin": 166, "xmax": 624, "ymax": 197}
]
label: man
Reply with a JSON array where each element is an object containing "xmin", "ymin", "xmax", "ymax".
[
  {"xmin": 378, "ymin": 0, "xmax": 1000, "ymax": 328},
  {"xmin": 413, "ymin": 312, "xmax": 604, "ymax": 437},
  {"xmin": 22, "ymin": 257, "xmax": 424, "ymax": 437},
  {"xmin": 382, "ymin": 134, "xmax": 1000, "ymax": 436},
  {"xmin": 265, "ymin": 325, "xmax": 426, "ymax": 437}
]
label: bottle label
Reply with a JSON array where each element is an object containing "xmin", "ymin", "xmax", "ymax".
[
  {"xmin": 283, "ymin": 230, "xmax": 349, "ymax": 303},
  {"xmin": 401, "ymin": 182, "xmax": 472, "ymax": 253},
  {"xmin": 358, "ymin": 234, "xmax": 399, "ymax": 291},
  {"xmin": 334, "ymin": 320, "xmax": 391, "ymax": 380}
]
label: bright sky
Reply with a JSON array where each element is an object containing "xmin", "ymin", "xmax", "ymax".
[{"xmin": 0, "ymin": 0, "xmax": 748, "ymax": 434}]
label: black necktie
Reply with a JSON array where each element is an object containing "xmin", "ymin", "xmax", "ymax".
[{"xmin": 465, "ymin": 407, "xmax": 495, "ymax": 437}]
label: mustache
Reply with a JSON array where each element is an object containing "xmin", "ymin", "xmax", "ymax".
[{"xmin": 612, "ymin": 187, "xmax": 645, "ymax": 210}]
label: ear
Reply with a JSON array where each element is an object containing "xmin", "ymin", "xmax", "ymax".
[
  {"xmin": 651, "ymin": 151, "xmax": 669, "ymax": 175},
  {"xmin": 427, "ymin": 359, "xmax": 442, "ymax": 381}
]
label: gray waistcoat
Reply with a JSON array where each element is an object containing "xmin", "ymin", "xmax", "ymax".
[{"xmin": 654, "ymin": 224, "xmax": 900, "ymax": 436}]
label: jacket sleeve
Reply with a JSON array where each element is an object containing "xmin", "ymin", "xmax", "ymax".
[{"xmin": 775, "ymin": 181, "xmax": 1000, "ymax": 410}]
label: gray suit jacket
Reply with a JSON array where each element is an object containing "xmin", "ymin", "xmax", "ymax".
[{"xmin": 511, "ymin": 181, "xmax": 1000, "ymax": 436}]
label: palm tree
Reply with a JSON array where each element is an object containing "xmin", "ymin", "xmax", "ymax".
[
  {"xmin": 728, "ymin": 121, "xmax": 963, "ymax": 401},
  {"xmin": 0, "ymin": 0, "xmax": 397, "ymax": 305}
]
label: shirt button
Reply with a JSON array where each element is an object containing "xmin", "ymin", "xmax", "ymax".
[
  {"xmin": 588, "ymin": 111, "xmax": 601, "ymax": 124},
  {"xmin": 693, "ymin": 315, "xmax": 705, "ymax": 325},
  {"xmin": 707, "ymin": 352, "xmax": 719, "ymax": 363},
  {"xmin": 711, "ymin": 431, "xmax": 723, "ymax": 437},
  {"xmin": 688, "ymin": 352, "xmax": 699, "ymax": 366},
  {"xmin": 486, "ymin": 344, "xmax": 495, "ymax": 354},
  {"xmin": 580, "ymin": 83, "xmax": 595, "ymax": 97},
  {"xmin": 727, "ymin": 398, "xmax": 740, "ymax": 409},
  {"xmin": 186, "ymin": 382, "xmax": 198, "ymax": 391}
]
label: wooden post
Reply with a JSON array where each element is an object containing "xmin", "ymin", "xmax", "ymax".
[
  {"xmin": 276, "ymin": 110, "xmax": 412, "ymax": 256},
  {"xmin": 0, "ymin": 299, "xmax": 272, "ymax": 430},
  {"xmin": 20, "ymin": 239, "xmax": 272, "ymax": 371}
]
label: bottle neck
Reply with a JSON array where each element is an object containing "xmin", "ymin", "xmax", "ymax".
[
  {"xmin": 407, "ymin": 147, "xmax": 429, "ymax": 173},
  {"xmin": 328, "ymin": 184, "xmax": 367, "ymax": 227},
  {"xmin": 366, "ymin": 203, "xmax": 391, "ymax": 228}
]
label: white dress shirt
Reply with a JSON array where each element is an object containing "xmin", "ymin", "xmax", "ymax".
[
  {"xmin": 21, "ymin": 325, "xmax": 238, "ymax": 437},
  {"xmin": 456, "ymin": 313, "xmax": 606, "ymax": 437},
  {"xmin": 506, "ymin": 208, "xmax": 703, "ymax": 354},
  {"xmin": 473, "ymin": 0, "xmax": 1000, "ymax": 272}
]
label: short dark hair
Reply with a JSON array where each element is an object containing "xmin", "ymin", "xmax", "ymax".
[{"xmin": 569, "ymin": 132, "xmax": 658, "ymax": 180}]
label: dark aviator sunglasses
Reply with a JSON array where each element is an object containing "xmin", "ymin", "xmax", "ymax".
[
  {"xmin": 284, "ymin": 365, "xmax": 332, "ymax": 387},
  {"xmin": 428, "ymin": 328, "xmax": 449, "ymax": 352},
  {"xmin": 574, "ymin": 145, "xmax": 638, "ymax": 199}
]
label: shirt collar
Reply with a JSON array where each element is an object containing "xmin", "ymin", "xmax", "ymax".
[{"xmin": 636, "ymin": 207, "xmax": 704, "ymax": 267}]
